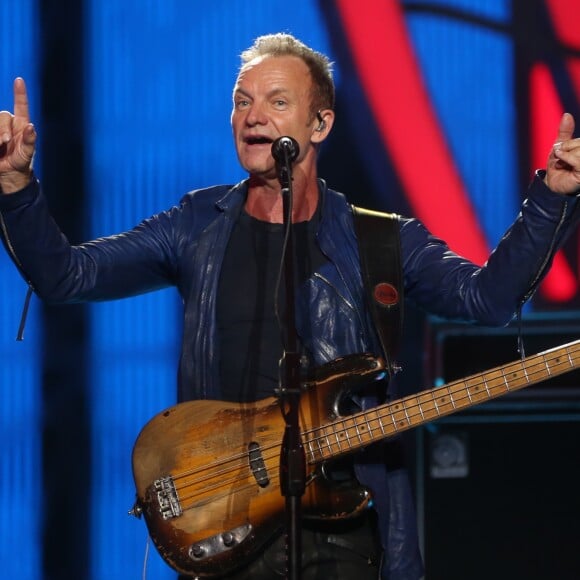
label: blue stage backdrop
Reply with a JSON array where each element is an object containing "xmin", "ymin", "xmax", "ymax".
[
  {"xmin": 1, "ymin": 1, "xmax": 579, "ymax": 579},
  {"xmin": 0, "ymin": 1, "xmax": 41, "ymax": 579}
]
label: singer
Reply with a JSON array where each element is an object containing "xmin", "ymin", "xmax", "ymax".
[{"xmin": 2, "ymin": 33, "xmax": 580, "ymax": 580}]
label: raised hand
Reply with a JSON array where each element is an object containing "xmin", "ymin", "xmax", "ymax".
[
  {"xmin": 0, "ymin": 77, "xmax": 37, "ymax": 193},
  {"xmin": 545, "ymin": 112, "xmax": 580, "ymax": 196}
]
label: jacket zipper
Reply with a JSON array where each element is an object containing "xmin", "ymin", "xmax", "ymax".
[
  {"xmin": 520, "ymin": 200, "xmax": 568, "ymax": 306},
  {"xmin": 515, "ymin": 201, "xmax": 569, "ymax": 360}
]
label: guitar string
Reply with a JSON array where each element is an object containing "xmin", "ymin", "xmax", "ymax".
[
  {"xmin": 174, "ymin": 345, "xmax": 580, "ymax": 508},
  {"xmin": 168, "ymin": 345, "xmax": 580, "ymax": 511},
  {"xmin": 163, "ymin": 370, "xmax": 386, "ymax": 489},
  {"xmin": 165, "ymin": 400, "xmax": 283, "ymax": 484},
  {"xmin": 169, "ymin": 345, "xmax": 580, "ymax": 509},
  {"xmin": 301, "ymin": 345, "xmax": 580, "ymax": 462}
]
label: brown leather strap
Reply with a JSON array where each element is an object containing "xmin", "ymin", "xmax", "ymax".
[{"xmin": 352, "ymin": 205, "xmax": 404, "ymax": 379}]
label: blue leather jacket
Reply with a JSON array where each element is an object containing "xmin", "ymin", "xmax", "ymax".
[{"xmin": 1, "ymin": 173, "xmax": 579, "ymax": 579}]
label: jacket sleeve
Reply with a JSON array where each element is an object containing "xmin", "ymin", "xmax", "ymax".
[
  {"xmin": 401, "ymin": 172, "xmax": 580, "ymax": 325},
  {"xmin": 0, "ymin": 178, "xmax": 182, "ymax": 302}
]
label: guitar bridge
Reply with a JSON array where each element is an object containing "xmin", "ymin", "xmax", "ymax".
[{"xmin": 153, "ymin": 476, "xmax": 182, "ymax": 519}]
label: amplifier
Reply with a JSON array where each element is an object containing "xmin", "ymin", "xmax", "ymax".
[{"xmin": 414, "ymin": 313, "xmax": 580, "ymax": 579}]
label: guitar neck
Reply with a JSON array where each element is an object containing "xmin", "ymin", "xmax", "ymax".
[{"xmin": 304, "ymin": 339, "xmax": 580, "ymax": 464}]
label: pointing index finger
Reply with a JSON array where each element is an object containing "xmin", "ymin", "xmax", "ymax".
[{"xmin": 13, "ymin": 77, "xmax": 30, "ymax": 122}]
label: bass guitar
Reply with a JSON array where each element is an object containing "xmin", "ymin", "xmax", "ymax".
[{"xmin": 130, "ymin": 340, "xmax": 580, "ymax": 577}]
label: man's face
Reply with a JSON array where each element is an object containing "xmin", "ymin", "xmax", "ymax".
[{"xmin": 231, "ymin": 55, "xmax": 317, "ymax": 179}]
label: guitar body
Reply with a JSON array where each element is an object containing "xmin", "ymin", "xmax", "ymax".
[{"xmin": 131, "ymin": 354, "xmax": 384, "ymax": 577}]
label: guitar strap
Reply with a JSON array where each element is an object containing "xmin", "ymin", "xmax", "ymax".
[{"xmin": 352, "ymin": 205, "xmax": 404, "ymax": 380}]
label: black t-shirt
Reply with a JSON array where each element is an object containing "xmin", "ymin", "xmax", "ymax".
[{"xmin": 217, "ymin": 207, "xmax": 327, "ymax": 402}]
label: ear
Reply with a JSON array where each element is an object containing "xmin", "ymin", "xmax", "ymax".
[{"xmin": 311, "ymin": 109, "xmax": 335, "ymax": 144}]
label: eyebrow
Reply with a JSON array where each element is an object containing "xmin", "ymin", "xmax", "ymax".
[{"xmin": 233, "ymin": 86, "xmax": 291, "ymax": 100}]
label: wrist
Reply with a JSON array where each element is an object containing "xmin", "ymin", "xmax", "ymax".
[
  {"xmin": 0, "ymin": 170, "xmax": 33, "ymax": 194},
  {"xmin": 539, "ymin": 168, "xmax": 580, "ymax": 196}
]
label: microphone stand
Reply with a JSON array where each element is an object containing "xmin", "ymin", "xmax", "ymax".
[{"xmin": 276, "ymin": 150, "xmax": 306, "ymax": 580}]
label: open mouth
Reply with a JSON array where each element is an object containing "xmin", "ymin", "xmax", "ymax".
[{"xmin": 245, "ymin": 136, "xmax": 273, "ymax": 146}]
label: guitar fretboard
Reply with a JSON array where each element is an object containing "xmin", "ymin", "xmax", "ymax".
[{"xmin": 304, "ymin": 339, "xmax": 580, "ymax": 463}]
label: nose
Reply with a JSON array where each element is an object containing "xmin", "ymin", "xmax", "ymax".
[{"xmin": 245, "ymin": 102, "xmax": 268, "ymax": 127}]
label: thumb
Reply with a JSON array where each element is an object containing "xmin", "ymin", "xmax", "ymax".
[
  {"xmin": 556, "ymin": 112, "xmax": 575, "ymax": 143},
  {"xmin": 15, "ymin": 123, "xmax": 36, "ymax": 169},
  {"xmin": 22, "ymin": 123, "xmax": 36, "ymax": 146}
]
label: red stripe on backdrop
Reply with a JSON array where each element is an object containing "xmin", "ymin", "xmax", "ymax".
[
  {"xmin": 544, "ymin": 0, "xmax": 580, "ymax": 49},
  {"xmin": 335, "ymin": 0, "xmax": 489, "ymax": 264},
  {"xmin": 529, "ymin": 63, "xmax": 561, "ymax": 175},
  {"xmin": 539, "ymin": 251, "xmax": 577, "ymax": 302}
]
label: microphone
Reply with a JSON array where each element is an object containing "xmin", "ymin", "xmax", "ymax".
[{"xmin": 271, "ymin": 136, "xmax": 300, "ymax": 165}]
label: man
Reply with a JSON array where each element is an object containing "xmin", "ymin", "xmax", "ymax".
[{"xmin": 1, "ymin": 33, "xmax": 580, "ymax": 579}]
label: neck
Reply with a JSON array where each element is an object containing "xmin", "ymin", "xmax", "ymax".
[{"xmin": 245, "ymin": 171, "xmax": 319, "ymax": 223}]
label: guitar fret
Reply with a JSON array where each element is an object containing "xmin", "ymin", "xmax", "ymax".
[
  {"xmin": 333, "ymin": 422, "xmax": 344, "ymax": 452},
  {"xmin": 404, "ymin": 401, "xmax": 411, "ymax": 424},
  {"xmin": 544, "ymin": 353, "xmax": 552, "ymax": 376},
  {"xmin": 344, "ymin": 420, "xmax": 353, "ymax": 448},
  {"xmin": 447, "ymin": 386, "xmax": 456, "ymax": 409},
  {"xmin": 306, "ymin": 438, "xmax": 316, "ymax": 462},
  {"xmin": 417, "ymin": 401, "xmax": 425, "ymax": 421},
  {"xmin": 522, "ymin": 362, "xmax": 530, "ymax": 384},
  {"xmin": 348, "ymin": 419, "xmax": 357, "ymax": 450},
  {"xmin": 482, "ymin": 375, "xmax": 491, "ymax": 398},
  {"xmin": 402, "ymin": 400, "xmax": 411, "ymax": 426},
  {"xmin": 322, "ymin": 430, "xmax": 332, "ymax": 456},
  {"xmin": 431, "ymin": 390, "xmax": 441, "ymax": 416},
  {"xmin": 375, "ymin": 408, "xmax": 387, "ymax": 435},
  {"xmin": 500, "ymin": 367, "xmax": 510, "ymax": 391},
  {"xmin": 389, "ymin": 408, "xmax": 399, "ymax": 432},
  {"xmin": 315, "ymin": 433, "xmax": 324, "ymax": 459},
  {"xmin": 465, "ymin": 381, "xmax": 473, "ymax": 403},
  {"xmin": 354, "ymin": 422, "xmax": 363, "ymax": 444},
  {"xmin": 363, "ymin": 414, "xmax": 373, "ymax": 441}
]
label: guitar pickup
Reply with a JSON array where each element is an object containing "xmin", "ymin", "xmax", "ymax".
[
  {"xmin": 248, "ymin": 441, "xmax": 270, "ymax": 487},
  {"xmin": 153, "ymin": 475, "xmax": 182, "ymax": 519}
]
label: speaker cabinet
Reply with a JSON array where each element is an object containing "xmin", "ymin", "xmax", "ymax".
[{"xmin": 416, "ymin": 316, "xmax": 580, "ymax": 580}]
